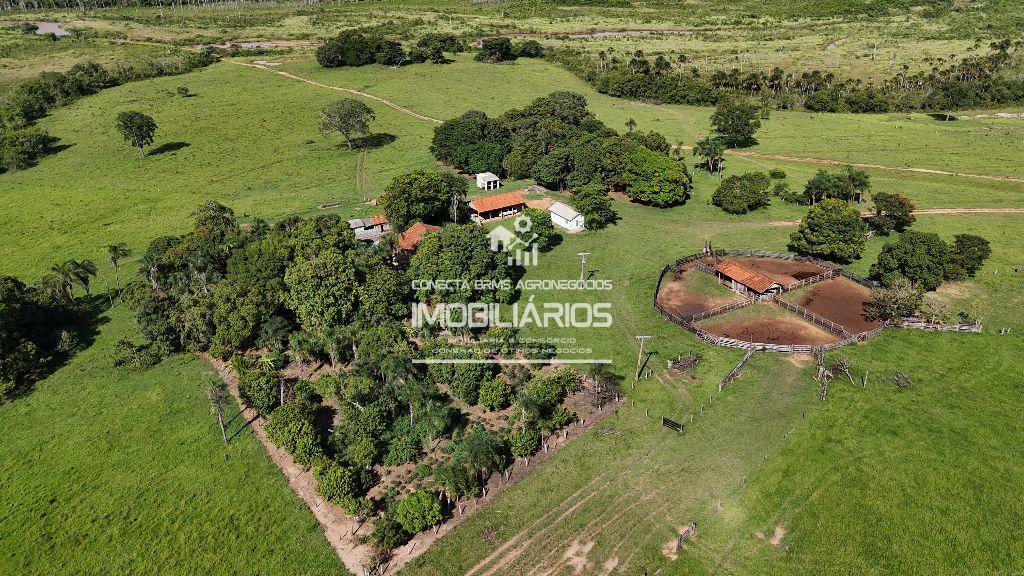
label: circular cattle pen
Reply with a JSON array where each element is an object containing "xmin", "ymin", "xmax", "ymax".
[{"xmin": 654, "ymin": 248, "xmax": 886, "ymax": 354}]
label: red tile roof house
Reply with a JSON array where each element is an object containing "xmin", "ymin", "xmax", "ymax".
[
  {"xmin": 396, "ymin": 221, "xmax": 440, "ymax": 252},
  {"xmin": 468, "ymin": 191, "xmax": 526, "ymax": 222},
  {"xmin": 713, "ymin": 259, "xmax": 782, "ymax": 296}
]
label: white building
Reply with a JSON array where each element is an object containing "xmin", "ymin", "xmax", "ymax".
[
  {"xmin": 548, "ymin": 201, "xmax": 585, "ymax": 232},
  {"xmin": 475, "ymin": 172, "xmax": 500, "ymax": 190}
]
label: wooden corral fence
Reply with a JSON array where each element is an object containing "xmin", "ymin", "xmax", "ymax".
[
  {"xmin": 719, "ymin": 349, "xmax": 755, "ymax": 392},
  {"xmin": 653, "ymin": 254, "xmax": 878, "ymax": 355},
  {"xmin": 685, "ymin": 297, "xmax": 754, "ymax": 323},
  {"xmin": 898, "ymin": 319, "xmax": 982, "ymax": 332},
  {"xmin": 783, "ymin": 269, "xmax": 837, "ymax": 292}
]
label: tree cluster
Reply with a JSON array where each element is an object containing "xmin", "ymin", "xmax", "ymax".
[
  {"xmin": 712, "ymin": 172, "xmax": 772, "ymax": 214},
  {"xmin": 317, "ymin": 30, "xmax": 468, "ymax": 68},
  {"xmin": 547, "ymin": 40, "xmax": 1024, "ymax": 113},
  {"xmin": 474, "ymin": 37, "xmax": 545, "ymax": 63},
  {"xmin": 869, "ymin": 231, "xmax": 991, "ymax": 291},
  {"xmin": 431, "ymin": 92, "xmax": 690, "ymax": 216},
  {"xmin": 1, "ymin": 270, "xmax": 93, "ymax": 400}
]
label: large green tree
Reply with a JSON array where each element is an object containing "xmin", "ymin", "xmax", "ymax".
[
  {"xmin": 619, "ymin": 145, "xmax": 691, "ymax": 207},
  {"xmin": 379, "ymin": 170, "xmax": 468, "ymax": 230},
  {"xmin": 319, "ymin": 99, "xmax": 375, "ymax": 150},
  {"xmin": 869, "ymin": 231, "xmax": 949, "ymax": 291},
  {"xmin": 788, "ymin": 199, "xmax": 867, "ymax": 262},
  {"xmin": 285, "ymin": 249, "xmax": 358, "ymax": 338},
  {"xmin": 945, "ymin": 234, "xmax": 991, "ymax": 280},
  {"xmin": 408, "ymin": 224, "xmax": 512, "ymax": 304},
  {"xmin": 115, "ymin": 111, "xmax": 156, "ymax": 157},
  {"xmin": 711, "ymin": 172, "xmax": 771, "ymax": 214},
  {"xmin": 710, "ymin": 96, "xmax": 761, "ymax": 148}
]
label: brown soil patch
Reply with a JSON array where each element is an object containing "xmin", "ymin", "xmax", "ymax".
[
  {"xmin": 769, "ymin": 525, "xmax": 787, "ymax": 546},
  {"xmin": 656, "ymin": 270, "xmax": 745, "ymax": 317},
  {"xmin": 731, "ymin": 257, "xmax": 827, "ymax": 286},
  {"xmin": 790, "ymin": 277, "xmax": 882, "ymax": 334},
  {"xmin": 699, "ymin": 314, "xmax": 841, "ymax": 345},
  {"xmin": 526, "ymin": 197, "xmax": 555, "ymax": 210}
]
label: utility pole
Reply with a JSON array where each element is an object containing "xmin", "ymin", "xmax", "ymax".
[
  {"xmin": 635, "ymin": 335, "xmax": 651, "ymax": 380},
  {"xmin": 577, "ymin": 252, "xmax": 591, "ymax": 281}
]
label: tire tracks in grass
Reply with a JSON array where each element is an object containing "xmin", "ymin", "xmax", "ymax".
[
  {"xmin": 229, "ymin": 60, "xmax": 444, "ymax": 124},
  {"xmin": 768, "ymin": 207, "xmax": 1024, "ymax": 227}
]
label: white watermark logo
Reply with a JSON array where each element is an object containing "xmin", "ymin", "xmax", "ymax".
[{"xmin": 488, "ymin": 214, "xmax": 538, "ymax": 266}]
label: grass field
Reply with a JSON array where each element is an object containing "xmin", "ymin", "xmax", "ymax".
[
  {"xmin": 4, "ymin": 53, "xmax": 1022, "ymax": 281},
  {"xmin": 0, "ymin": 306, "xmax": 348, "ymax": 575},
  {"xmin": 2, "ymin": 24, "xmax": 1023, "ymax": 576}
]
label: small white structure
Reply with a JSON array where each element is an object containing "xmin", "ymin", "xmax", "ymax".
[
  {"xmin": 548, "ymin": 201, "xmax": 585, "ymax": 232},
  {"xmin": 475, "ymin": 172, "xmax": 501, "ymax": 190}
]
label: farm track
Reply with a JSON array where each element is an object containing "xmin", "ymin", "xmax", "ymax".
[
  {"xmin": 769, "ymin": 207, "xmax": 1024, "ymax": 226},
  {"xmin": 234, "ymin": 60, "xmax": 1024, "ymax": 185},
  {"xmin": 675, "ymin": 145, "xmax": 1024, "ymax": 183},
  {"xmin": 229, "ymin": 60, "xmax": 444, "ymax": 124}
]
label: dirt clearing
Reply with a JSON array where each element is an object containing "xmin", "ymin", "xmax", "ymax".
[
  {"xmin": 657, "ymin": 268, "xmax": 745, "ymax": 317},
  {"xmin": 698, "ymin": 306, "xmax": 841, "ymax": 345},
  {"xmin": 787, "ymin": 277, "xmax": 882, "ymax": 333}
]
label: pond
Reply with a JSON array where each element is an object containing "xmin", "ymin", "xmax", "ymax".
[{"xmin": 31, "ymin": 21, "xmax": 71, "ymax": 37}]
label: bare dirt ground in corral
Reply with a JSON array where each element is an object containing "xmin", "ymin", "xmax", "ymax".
[
  {"xmin": 698, "ymin": 314, "xmax": 841, "ymax": 346},
  {"xmin": 788, "ymin": 277, "xmax": 883, "ymax": 334},
  {"xmin": 656, "ymin": 269, "xmax": 745, "ymax": 317}
]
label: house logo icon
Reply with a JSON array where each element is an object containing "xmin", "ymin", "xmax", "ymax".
[{"xmin": 486, "ymin": 215, "xmax": 539, "ymax": 266}]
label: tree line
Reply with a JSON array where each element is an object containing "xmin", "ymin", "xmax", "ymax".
[{"xmin": 546, "ymin": 40, "xmax": 1024, "ymax": 113}]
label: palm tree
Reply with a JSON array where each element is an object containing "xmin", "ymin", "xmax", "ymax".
[
  {"xmin": 107, "ymin": 243, "xmax": 132, "ymax": 305},
  {"xmin": 49, "ymin": 259, "xmax": 97, "ymax": 300},
  {"xmin": 72, "ymin": 260, "xmax": 98, "ymax": 296},
  {"xmin": 49, "ymin": 261, "xmax": 78, "ymax": 301}
]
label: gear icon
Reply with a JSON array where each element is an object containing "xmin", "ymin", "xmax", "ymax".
[{"xmin": 514, "ymin": 214, "xmax": 533, "ymax": 233}]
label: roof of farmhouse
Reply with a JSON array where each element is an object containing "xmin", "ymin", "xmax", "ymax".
[
  {"xmin": 714, "ymin": 259, "xmax": 779, "ymax": 294},
  {"xmin": 469, "ymin": 191, "xmax": 525, "ymax": 213},
  {"xmin": 396, "ymin": 221, "xmax": 440, "ymax": 251}
]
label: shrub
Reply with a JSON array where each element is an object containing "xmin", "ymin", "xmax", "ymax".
[
  {"xmin": 479, "ymin": 378, "xmax": 514, "ymax": 410},
  {"xmin": 507, "ymin": 427, "xmax": 541, "ymax": 459},
  {"xmin": 514, "ymin": 39, "xmax": 544, "ymax": 58},
  {"xmin": 475, "ymin": 37, "xmax": 516, "ymax": 63},
  {"xmin": 265, "ymin": 400, "xmax": 323, "ymax": 467},
  {"xmin": 711, "ymin": 172, "xmax": 771, "ymax": 214},
  {"xmin": 371, "ymin": 512, "xmax": 410, "ymax": 550},
  {"xmin": 945, "ymin": 234, "xmax": 991, "ymax": 280},
  {"xmin": 768, "ymin": 168, "xmax": 786, "ymax": 179},
  {"xmin": 394, "ymin": 491, "xmax": 443, "ymax": 534},
  {"xmin": 313, "ymin": 458, "xmax": 371, "ymax": 514},
  {"xmin": 866, "ymin": 277, "xmax": 923, "ymax": 320},
  {"xmin": 237, "ymin": 369, "xmax": 278, "ymax": 415}
]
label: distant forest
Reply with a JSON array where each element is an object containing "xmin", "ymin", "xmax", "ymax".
[{"xmin": 548, "ymin": 39, "xmax": 1024, "ymax": 112}]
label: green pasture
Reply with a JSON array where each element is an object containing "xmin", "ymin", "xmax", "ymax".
[
  {"xmin": 0, "ymin": 307, "xmax": 348, "ymax": 575},
  {"xmin": 5, "ymin": 53, "xmax": 1022, "ymax": 281}
]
